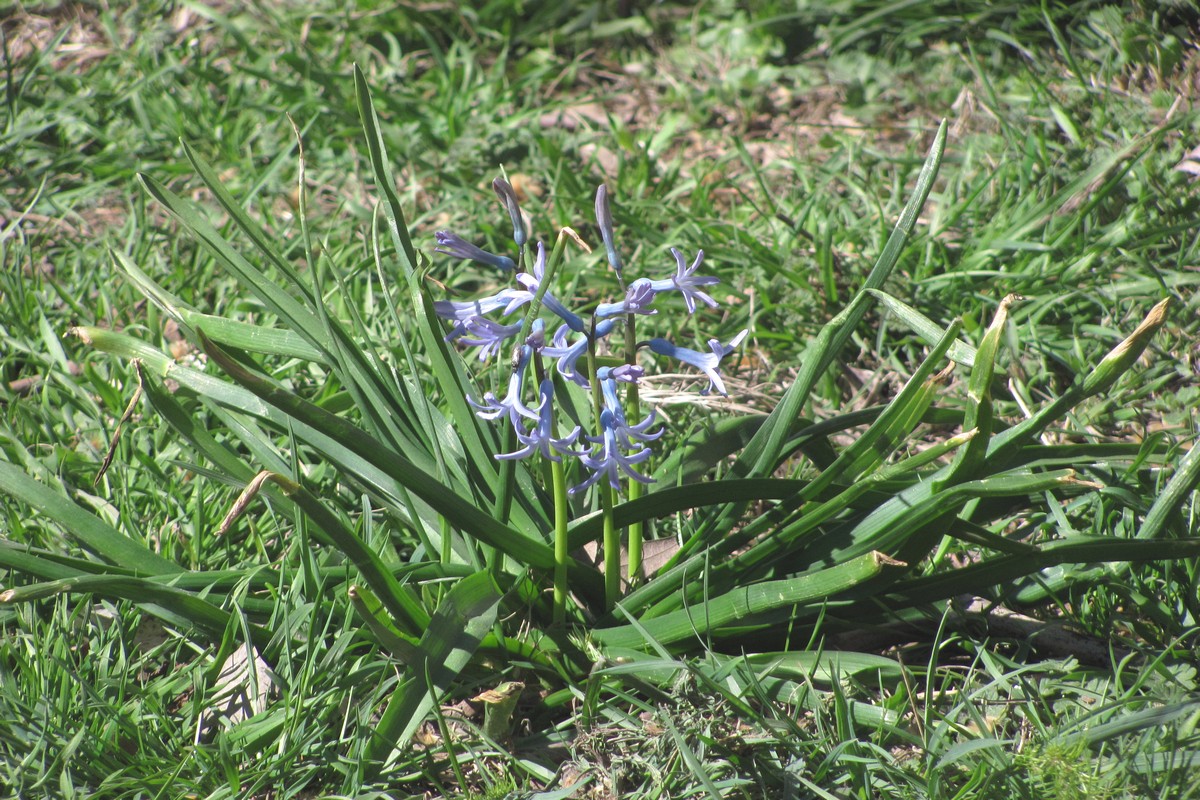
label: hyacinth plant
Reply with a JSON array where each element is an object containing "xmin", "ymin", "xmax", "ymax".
[
  {"xmin": 432, "ymin": 176, "xmax": 747, "ymax": 617},
  {"xmin": 1, "ymin": 67, "xmax": 1196, "ymax": 776}
]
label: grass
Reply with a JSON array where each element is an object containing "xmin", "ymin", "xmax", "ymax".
[{"xmin": 2, "ymin": 1, "xmax": 1199, "ymax": 798}]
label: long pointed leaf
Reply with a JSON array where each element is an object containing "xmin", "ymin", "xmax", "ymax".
[
  {"xmin": 593, "ymin": 551, "xmax": 893, "ymax": 650},
  {"xmin": 0, "ymin": 460, "xmax": 181, "ymax": 575},
  {"xmin": 366, "ymin": 572, "xmax": 500, "ymax": 769},
  {"xmin": 197, "ymin": 333, "xmax": 601, "ymax": 594},
  {"xmin": 736, "ymin": 120, "xmax": 948, "ymax": 479}
]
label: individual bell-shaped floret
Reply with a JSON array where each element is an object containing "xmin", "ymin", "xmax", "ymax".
[
  {"xmin": 496, "ymin": 379, "xmax": 583, "ymax": 463},
  {"xmin": 647, "ymin": 248, "xmax": 719, "ymax": 314},
  {"xmin": 645, "ymin": 330, "xmax": 748, "ymax": 396}
]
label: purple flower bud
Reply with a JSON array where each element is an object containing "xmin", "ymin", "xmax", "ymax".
[
  {"xmin": 493, "ymin": 178, "xmax": 528, "ymax": 247},
  {"xmin": 434, "ymin": 231, "xmax": 516, "ymax": 272},
  {"xmin": 608, "ymin": 364, "xmax": 644, "ymax": 383},
  {"xmin": 525, "ymin": 318, "xmax": 546, "ymax": 351},
  {"xmin": 595, "ymin": 184, "xmax": 623, "ymax": 275}
]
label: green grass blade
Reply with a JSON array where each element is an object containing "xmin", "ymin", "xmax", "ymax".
[{"xmin": 867, "ymin": 289, "xmax": 977, "ymax": 367}]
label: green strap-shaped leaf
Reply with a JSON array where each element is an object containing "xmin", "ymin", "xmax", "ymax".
[
  {"xmin": 78, "ymin": 326, "xmax": 455, "ymax": 542},
  {"xmin": 353, "ymin": 66, "xmax": 505, "ymax": 498},
  {"xmin": 984, "ymin": 298, "xmax": 1170, "ymax": 467},
  {"xmin": 881, "ymin": 535, "xmax": 1200, "ymax": 608},
  {"xmin": 365, "ymin": 572, "xmax": 501, "ymax": 771},
  {"xmin": 810, "ymin": 468, "xmax": 1082, "ymax": 570},
  {"xmin": 0, "ymin": 460, "xmax": 181, "ymax": 575},
  {"xmin": 592, "ymin": 551, "xmax": 892, "ymax": 650},
  {"xmin": 198, "ymin": 333, "xmax": 601, "ymax": 594},
  {"xmin": 353, "ymin": 64, "xmax": 418, "ymax": 276},
  {"xmin": 349, "ymin": 584, "xmax": 424, "ymax": 663},
  {"xmin": 137, "ymin": 174, "xmax": 330, "ymax": 352},
  {"xmin": 0, "ymin": 573, "xmax": 266, "ymax": 647},
  {"xmin": 867, "ymin": 289, "xmax": 977, "ymax": 367},
  {"xmin": 179, "ymin": 140, "xmax": 311, "ymax": 298},
  {"xmin": 800, "ymin": 317, "xmax": 963, "ymax": 501},
  {"xmin": 936, "ymin": 294, "xmax": 1018, "ymax": 488},
  {"xmin": 0, "ymin": 539, "xmax": 280, "ymax": 595},
  {"xmin": 736, "ymin": 120, "xmax": 948, "ymax": 480},
  {"xmin": 265, "ymin": 471, "xmax": 431, "ymax": 633},
  {"xmin": 1137, "ymin": 436, "xmax": 1200, "ymax": 541},
  {"xmin": 567, "ymin": 478, "xmax": 804, "ymax": 551},
  {"xmin": 109, "ymin": 250, "xmax": 326, "ymax": 362}
]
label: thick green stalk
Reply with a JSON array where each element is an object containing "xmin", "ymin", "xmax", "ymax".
[
  {"xmin": 494, "ymin": 230, "xmax": 573, "ymax": 527},
  {"xmin": 586, "ymin": 331, "xmax": 621, "ymax": 610},
  {"xmin": 552, "ymin": 452, "xmax": 569, "ymax": 624},
  {"xmin": 602, "ymin": 486, "xmax": 620, "ymax": 609},
  {"xmin": 624, "ymin": 311, "xmax": 643, "ymax": 584}
]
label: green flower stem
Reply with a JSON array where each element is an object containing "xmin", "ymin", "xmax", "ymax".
[
  {"xmin": 586, "ymin": 327, "xmax": 621, "ymax": 610},
  {"xmin": 517, "ymin": 227, "xmax": 573, "ymax": 336},
  {"xmin": 440, "ymin": 516, "xmax": 452, "ymax": 565},
  {"xmin": 551, "ymin": 455, "xmax": 569, "ymax": 624},
  {"xmin": 495, "ymin": 228, "xmax": 576, "ymax": 529},
  {"xmin": 539, "ymin": 351, "xmax": 572, "ymax": 624},
  {"xmin": 624, "ymin": 311, "xmax": 643, "ymax": 584},
  {"xmin": 603, "ymin": 485, "xmax": 620, "ymax": 609}
]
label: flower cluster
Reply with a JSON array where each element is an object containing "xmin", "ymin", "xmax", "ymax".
[{"xmin": 433, "ymin": 178, "xmax": 746, "ymax": 494}]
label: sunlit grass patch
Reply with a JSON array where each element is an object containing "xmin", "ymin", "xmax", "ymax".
[{"xmin": 2, "ymin": 2, "xmax": 1198, "ymax": 798}]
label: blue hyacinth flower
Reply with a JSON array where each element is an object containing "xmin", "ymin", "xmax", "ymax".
[
  {"xmin": 457, "ymin": 316, "xmax": 523, "ymax": 361},
  {"xmin": 594, "ymin": 278, "xmax": 658, "ymax": 319},
  {"xmin": 468, "ymin": 345, "xmax": 540, "ymax": 426},
  {"xmin": 570, "ymin": 408, "xmax": 655, "ymax": 494},
  {"xmin": 496, "ymin": 379, "xmax": 582, "ymax": 462}
]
